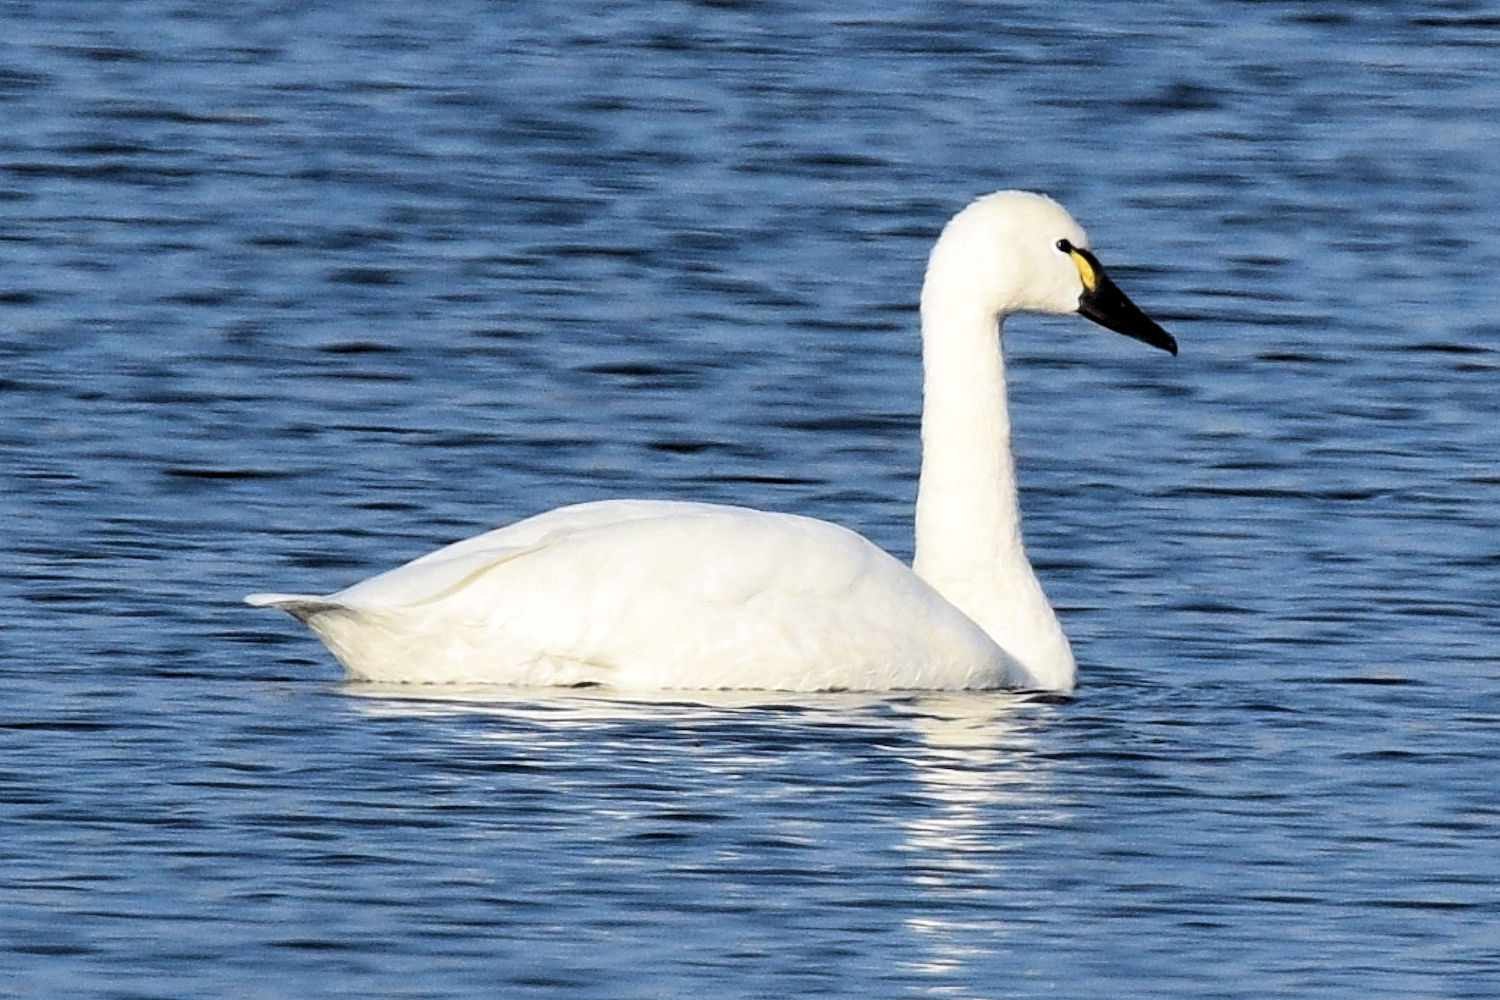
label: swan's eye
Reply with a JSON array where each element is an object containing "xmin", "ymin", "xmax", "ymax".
[{"xmin": 1055, "ymin": 238, "xmax": 1074, "ymax": 254}]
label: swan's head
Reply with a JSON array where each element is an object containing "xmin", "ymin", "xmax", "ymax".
[{"xmin": 925, "ymin": 190, "xmax": 1177, "ymax": 355}]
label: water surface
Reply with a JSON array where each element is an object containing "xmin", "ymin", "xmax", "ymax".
[{"xmin": 4, "ymin": 2, "xmax": 1499, "ymax": 997}]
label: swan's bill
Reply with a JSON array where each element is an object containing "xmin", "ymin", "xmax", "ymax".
[{"xmin": 1057, "ymin": 239, "xmax": 1178, "ymax": 356}]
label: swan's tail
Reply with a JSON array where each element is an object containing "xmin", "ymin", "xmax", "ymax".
[
  {"xmin": 245, "ymin": 592, "xmax": 346, "ymax": 623},
  {"xmin": 246, "ymin": 591, "xmax": 398, "ymax": 680}
]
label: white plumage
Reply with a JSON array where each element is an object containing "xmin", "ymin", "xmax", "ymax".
[
  {"xmin": 251, "ymin": 500, "xmax": 1019, "ymax": 689},
  {"xmin": 249, "ymin": 191, "xmax": 1177, "ymax": 693}
]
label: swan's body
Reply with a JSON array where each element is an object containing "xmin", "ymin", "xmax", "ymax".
[
  {"xmin": 249, "ymin": 191, "xmax": 1177, "ymax": 693},
  {"xmin": 250, "ymin": 500, "xmax": 1025, "ymax": 690}
]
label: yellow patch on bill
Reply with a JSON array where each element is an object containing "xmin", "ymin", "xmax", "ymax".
[{"xmin": 1069, "ymin": 249, "xmax": 1098, "ymax": 293}]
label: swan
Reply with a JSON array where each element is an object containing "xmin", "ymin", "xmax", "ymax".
[{"xmin": 247, "ymin": 191, "xmax": 1177, "ymax": 693}]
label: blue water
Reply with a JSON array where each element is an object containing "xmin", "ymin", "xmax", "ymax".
[{"xmin": 4, "ymin": 2, "xmax": 1500, "ymax": 996}]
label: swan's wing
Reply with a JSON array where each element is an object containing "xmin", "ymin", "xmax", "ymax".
[
  {"xmin": 332, "ymin": 503, "xmax": 1019, "ymax": 689},
  {"xmin": 252, "ymin": 500, "xmax": 1027, "ymax": 689},
  {"xmin": 331, "ymin": 499, "xmax": 740, "ymax": 608},
  {"xmin": 401, "ymin": 499, "xmax": 729, "ymax": 569}
]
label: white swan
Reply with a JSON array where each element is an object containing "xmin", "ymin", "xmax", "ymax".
[{"xmin": 248, "ymin": 191, "xmax": 1176, "ymax": 693}]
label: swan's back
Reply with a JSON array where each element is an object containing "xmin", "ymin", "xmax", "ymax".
[{"xmin": 250, "ymin": 501, "xmax": 1031, "ymax": 690}]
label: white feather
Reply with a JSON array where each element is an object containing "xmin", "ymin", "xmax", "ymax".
[{"xmin": 251, "ymin": 500, "xmax": 1022, "ymax": 689}]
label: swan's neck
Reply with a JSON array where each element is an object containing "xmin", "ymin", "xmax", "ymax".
[{"xmin": 912, "ymin": 287, "xmax": 1075, "ymax": 690}]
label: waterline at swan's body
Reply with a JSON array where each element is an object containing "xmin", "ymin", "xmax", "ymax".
[{"xmin": 249, "ymin": 191, "xmax": 1178, "ymax": 693}]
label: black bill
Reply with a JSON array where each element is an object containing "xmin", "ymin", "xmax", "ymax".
[{"xmin": 1062, "ymin": 241, "xmax": 1178, "ymax": 355}]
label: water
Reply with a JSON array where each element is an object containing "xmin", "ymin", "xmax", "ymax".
[{"xmin": 4, "ymin": 1, "xmax": 1499, "ymax": 996}]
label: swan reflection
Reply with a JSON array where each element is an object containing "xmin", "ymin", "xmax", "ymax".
[{"xmin": 338, "ymin": 684, "xmax": 1071, "ymax": 984}]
